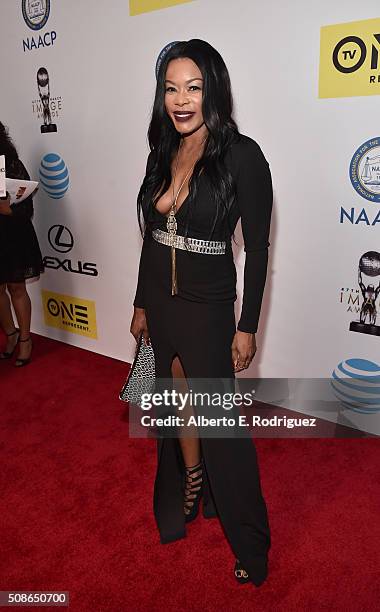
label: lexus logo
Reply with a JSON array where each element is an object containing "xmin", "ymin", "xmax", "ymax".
[
  {"xmin": 48, "ymin": 225, "xmax": 74, "ymax": 253},
  {"xmin": 44, "ymin": 225, "xmax": 98, "ymax": 277}
]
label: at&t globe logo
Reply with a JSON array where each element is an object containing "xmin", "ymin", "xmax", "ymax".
[
  {"xmin": 350, "ymin": 138, "xmax": 380, "ymax": 203},
  {"xmin": 39, "ymin": 153, "xmax": 69, "ymax": 199},
  {"xmin": 331, "ymin": 358, "xmax": 380, "ymax": 413},
  {"xmin": 22, "ymin": 0, "xmax": 50, "ymax": 30}
]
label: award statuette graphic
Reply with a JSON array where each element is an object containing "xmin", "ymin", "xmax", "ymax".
[
  {"xmin": 37, "ymin": 67, "xmax": 57, "ymax": 133},
  {"xmin": 350, "ymin": 251, "xmax": 380, "ymax": 336}
]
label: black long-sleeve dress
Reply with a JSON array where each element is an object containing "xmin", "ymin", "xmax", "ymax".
[
  {"xmin": 0, "ymin": 158, "xmax": 44, "ymax": 284},
  {"xmin": 133, "ymin": 132, "xmax": 273, "ymax": 586}
]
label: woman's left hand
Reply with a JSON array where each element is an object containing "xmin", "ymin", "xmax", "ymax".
[
  {"xmin": 0, "ymin": 194, "xmax": 12, "ymax": 215},
  {"xmin": 231, "ymin": 330, "xmax": 256, "ymax": 372}
]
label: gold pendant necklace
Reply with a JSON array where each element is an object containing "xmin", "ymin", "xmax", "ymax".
[{"xmin": 167, "ymin": 135, "xmax": 207, "ymax": 295}]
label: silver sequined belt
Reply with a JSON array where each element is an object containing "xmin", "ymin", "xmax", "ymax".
[{"xmin": 152, "ymin": 229, "xmax": 226, "ymax": 255}]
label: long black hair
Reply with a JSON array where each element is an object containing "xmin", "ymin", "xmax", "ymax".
[
  {"xmin": 0, "ymin": 122, "xmax": 18, "ymax": 160},
  {"xmin": 137, "ymin": 39, "xmax": 240, "ymax": 241}
]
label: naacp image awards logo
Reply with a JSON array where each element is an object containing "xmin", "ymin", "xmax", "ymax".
[
  {"xmin": 32, "ymin": 67, "xmax": 61, "ymax": 133},
  {"xmin": 22, "ymin": 0, "xmax": 50, "ymax": 30},
  {"xmin": 350, "ymin": 138, "xmax": 380, "ymax": 203}
]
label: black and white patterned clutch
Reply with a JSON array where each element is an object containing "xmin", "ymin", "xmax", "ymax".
[{"xmin": 119, "ymin": 333, "xmax": 156, "ymax": 404}]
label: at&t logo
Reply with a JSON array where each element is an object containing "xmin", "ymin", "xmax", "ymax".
[
  {"xmin": 331, "ymin": 358, "xmax": 380, "ymax": 414},
  {"xmin": 39, "ymin": 154, "xmax": 69, "ymax": 199}
]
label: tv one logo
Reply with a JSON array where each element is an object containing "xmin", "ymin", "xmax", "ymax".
[
  {"xmin": 129, "ymin": 0, "xmax": 194, "ymax": 17},
  {"xmin": 332, "ymin": 34, "xmax": 380, "ymax": 75},
  {"xmin": 319, "ymin": 17, "xmax": 380, "ymax": 98},
  {"xmin": 42, "ymin": 290, "xmax": 97, "ymax": 339}
]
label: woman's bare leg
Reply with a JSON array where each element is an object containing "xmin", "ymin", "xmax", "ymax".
[
  {"xmin": 171, "ymin": 355, "xmax": 201, "ymax": 466},
  {"xmin": 7, "ymin": 282, "xmax": 32, "ymax": 360},
  {"xmin": 0, "ymin": 284, "xmax": 19, "ymax": 355},
  {"xmin": 171, "ymin": 355, "xmax": 203, "ymax": 517}
]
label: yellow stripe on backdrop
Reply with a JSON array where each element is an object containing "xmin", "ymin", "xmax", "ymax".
[{"xmin": 130, "ymin": 0, "xmax": 194, "ymax": 16}]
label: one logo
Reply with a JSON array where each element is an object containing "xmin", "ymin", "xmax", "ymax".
[
  {"xmin": 350, "ymin": 138, "xmax": 380, "ymax": 203},
  {"xmin": 39, "ymin": 153, "xmax": 69, "ymax": 199},
  {"xmin": 48, "ymin": 225, "xmax": 74, "ymax": 253},
  {"xmin": 319, "ymin": 17, "xmax": 380, "ymax": 98},
  {"xmin": 331, "ymin": 358, "xmax": 380, "ymax": 413},
  {"xmin": 22, "ymin": 0, "xmax": 50, "ymax": 30},
  {"xmin": 130, "ymin": 0, "xmax": 194, "ymax": 17},
  {"xmin": 155, "ymin": 41, "xmax": 180, "ymax": 80},
  {"xmin": 41, "ymin": 290, "xmax": 98, "ymax": 339},
  {"xmin": 34, "ymin": 67, "xmax": 59, "ymax": 133}
]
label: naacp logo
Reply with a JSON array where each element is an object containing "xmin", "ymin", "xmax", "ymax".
[
  {"xmin": 350, "ymin": 138, "xmax": 380, "ymax": 203},
  {"xmin": 22, "ymin": 0, "xmax": 50, "ymax": 30},
  {"xmin": 48, "ymin": 225, "xmax": 74, "ymax": 253},
  {"xmin": 155, "ymin": 41, "xmax": 180, "ymax": 80}
]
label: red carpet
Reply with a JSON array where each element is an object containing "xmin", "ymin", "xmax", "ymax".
[{"xmin": 1, "ymin": 333, "xmax": 379, "ymax": 611}]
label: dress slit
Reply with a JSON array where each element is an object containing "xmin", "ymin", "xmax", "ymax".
[{"xmin": 145, "ymin": 292, "xmax": 271, "ymax": 584}]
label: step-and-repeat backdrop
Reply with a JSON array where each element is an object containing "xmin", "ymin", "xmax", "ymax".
[{"xmin": 1, "ymin": 1, "xmax": 379, "ymax": 389}]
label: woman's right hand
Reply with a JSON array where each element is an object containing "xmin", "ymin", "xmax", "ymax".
[
  {"xmin": 0, "ymin": 193, "xmax": 12, "ymax": 215},
  {"xmin": 130, "ymin": 307, "xmax": 150, "ymax": 345}
]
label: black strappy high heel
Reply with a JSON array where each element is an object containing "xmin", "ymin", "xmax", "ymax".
[
  {"xmin": 234, "ymin": 557, "xmax": 268, "ymax": 586},
  {"xmin": 15, "ymin": 336, "xmax": 33, "ymax": 367},
  {"xmin": 0, "ymin": 328, "xmax": 20, "ymax": 359},
  {"xmin": 183, "ymin": 459, "xmax": 203, "ymax": 523},
  {"xmin": 234, "ymin": 559, "xmax": 250, "ymax": 584}
]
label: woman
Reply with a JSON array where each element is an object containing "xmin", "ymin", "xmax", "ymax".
[
  {"xmin": 0, "ymin": 122, "xmax": 44, "ymax": 366},
  {"xmin": 130, "ymin": 40, "xmax": 273, "ymax": 586}
]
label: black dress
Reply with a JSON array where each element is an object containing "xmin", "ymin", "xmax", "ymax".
[
  {"xmin": 133, "ymin": 132, "xmax": 273, "ymax": 586},
  {"xmin": 0, "ymin": 158, "xmax": 44, "ymax": 284}
]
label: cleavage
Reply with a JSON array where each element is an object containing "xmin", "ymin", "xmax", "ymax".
[{"xmin": 154, "ymin": 181, "xmax": 189, "ymax": 217}]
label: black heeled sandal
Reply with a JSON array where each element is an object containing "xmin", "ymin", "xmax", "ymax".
[
  {"xmin": 0, "ymin": 328, "xmax": 20, "ymax": 359},
  {"xmin": 234, "ymin": 559, "xmax": 250, "ymax": 584},
  {"xmin": 234, "ymin": 557, "xmax": 268, "ymax": 587},
  {"xmin": 183, "ymin": 459, "xmax": 203, "ymax": 523},
  {"xmin": 15, "ymin": 336, "xmax": 33, "ymax": 367}
]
